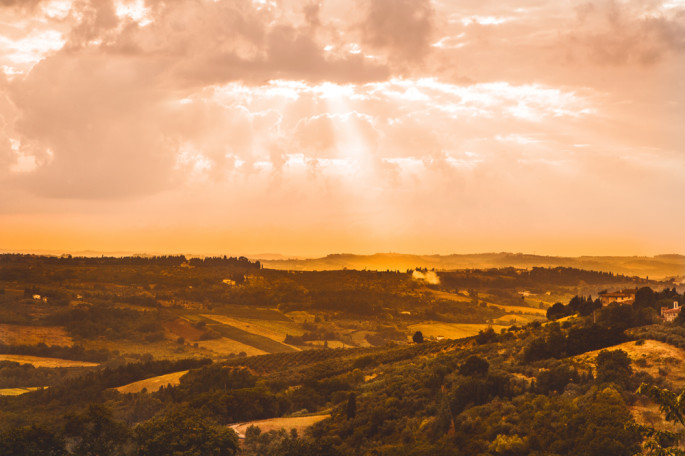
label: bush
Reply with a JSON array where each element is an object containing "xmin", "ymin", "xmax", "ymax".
[
  {"xmin": 135, "ymin": 407, "xmax": 238, "ymax": 456},
  {"xmin": 145, "ymin": 332, "xmax": 165, "ymax": 342},
  {"xmin": 459, "ymin": 355, "xmax": 489, "ymax": 377}
]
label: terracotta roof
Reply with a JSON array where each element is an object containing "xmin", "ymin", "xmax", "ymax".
[{"xmin": 600, "ymin": 289, "xmax": 637, "ymax": 298}]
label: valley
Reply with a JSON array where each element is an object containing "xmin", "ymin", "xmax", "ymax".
[{"xmin": 1, "ymin": 254, "xmax": 685, "ymax": 455}]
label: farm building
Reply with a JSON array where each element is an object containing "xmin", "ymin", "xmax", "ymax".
[
  {"xmin": 661, "ymin": 302, "xmax": 682, "ymax": 322},
  {"xmin": 599, "ymin": 288, "xmax": 637, "ymax": 306}
]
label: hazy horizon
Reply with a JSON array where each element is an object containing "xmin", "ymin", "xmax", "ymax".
[
  {"xmin": 1, "ymin": 0, "xmax": 683, "ymax": 255},
  {"xmin": 2, "ymin": 247, "xmax": 684, "ymax": 260}
]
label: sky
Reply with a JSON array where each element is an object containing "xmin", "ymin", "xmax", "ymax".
[{"xmin": 0, "ymin": 0, "xmax": 683, "ymax": 257}]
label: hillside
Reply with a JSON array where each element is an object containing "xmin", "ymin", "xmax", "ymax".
[
  {"xmin": 2, "ymin": 255, "xmax": 685, "ymax": 454},
  {"xmin": 4, "ymin": 304, "xmax": 685, "ymax": 455},
  {"xmin": 1, "ymin": 254, "xmax": 669, "ymax": 361}
]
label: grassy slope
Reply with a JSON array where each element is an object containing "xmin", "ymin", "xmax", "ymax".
[
  {"xmin": 114, "ymin": 370, "xmax": 189, "ymax": 394},
  {"xmin": 229, "ymin": 415, "xmax": 331, "ymax": 438},
  {"xmin": 573, "ymin": 339, "xmax": 685, "ymax": 433},
  {"xmin": 574, "ymin": 339, "xmax": 685, "ymax": 388},
  {"xmin": 0, "ymin": 324, "xmax": 73, "ymax": 346},
  {"xmin": 259, "ymin": 253, "xmax": 685, "ymax": 279},
  {"xmin": 201, "ymin": 314, "xmax": 302, "ymax": 350},
  {"xmin": 0, "ymin": 387, "xmax": 42, "ymax": 396},
  {"xmin": 201, "ymin": 315, "xmax": 298, "ymax": 353},
  {"xmin": 0, "ymin": 354, "xmax": 98, "ymax": 368}
]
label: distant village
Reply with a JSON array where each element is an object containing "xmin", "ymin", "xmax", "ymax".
[{"xmin": 599, "ymin": 288, "xmax": 681, "ymax": 322}]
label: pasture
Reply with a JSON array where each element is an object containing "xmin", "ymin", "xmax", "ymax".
[
  {"xmin": 574, "ymin": 339, "xmax": 685, "ymax": 389},
  {"xmin": 230, "ymin": 414, "xmax": 330, "ymax": 439},
  {"xmin": 572, "ymin": 339, "xmax": 685, "ymax": 433},
  {"xmin": 115, "ymin": 370, "xmax": 189, "ymax": 394},
  {"xmin": 0, "ymin": 387, "xmax": 42, "ymax": 396},
  {"xmin": 201, "ymin": 315, "xmax": 298, "ymax": 353},
  {"xmin": 493, "ymin": 313, "xmax": 542, "ymax": 325},
  {"xmin": 0, "ymin": 324, "xmax": 73, "ymax": 346},
  {"xmin": 201, "ymin": 314, "xmax": 303, "ymax": 348},
  {"xmin": 195, "ymin": 337, "xmax": 267, "ymax": 357},
  {"xmin": 0, "ymin": 354, "xmax": 98, "ymax": 368}
]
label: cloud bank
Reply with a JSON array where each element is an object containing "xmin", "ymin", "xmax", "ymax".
[{"xmin": 0, "ymin": 0, "xmax": 683, "ymax": 256}]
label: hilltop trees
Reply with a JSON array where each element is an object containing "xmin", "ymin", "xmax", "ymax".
[
  {"xmin": 524, "ymin": 322, "xmax": 627, "ymax": 362},
  {"xmin": 595, "ymin": 350, "xmax": 633, "ymax": 388},
  {"xmin": 546, "ymin": 296, "xmax": 601, "ymax": 320},
  {"xmin": 0, "ymin": 426, "xmax": 66, "ymax": 456},
  {"xmin": 135, "ymin": 407, "xmax": 238, "ymax": 456},
  {"xmin": 546, "ymin": 302, "xmax": 573, "ymax": 320},
  {"xmin": 458, "ymin": 355, "xmax": 489, "ymax": 377},
  {"xmin": 345, "ymin": 393, "xmax": 356, "ymax": 419},
  {"xmin": 63, "ymin": 404, "xmax": 129, "ymax": 456}
]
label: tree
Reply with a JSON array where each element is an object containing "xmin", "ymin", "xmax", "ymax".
[
  {"xmin": 489, "ymin": 434, "xmax": 526, "ymax": 456},
  {"xmin": 345, "ymin": 393, "xmax": 357, "ymax": 419},
  {"xmin": 433, "ymin": 395, "xmax": 453, "ymax": 437},
  {"xmin": 546, "ymin": 302, "xmax": 571, "ymax": 321},
  {"xmin": 535, "ymin": 364, "xmax": 579, "ymax": 394},
  {"xmin": 629, "ymin": 383, "xmax": 685, "ymax": 455},
  {"xmin": 135, "ymin": 406, "xmax": 238, "ymax": 456},
  {"xmin": 412, "ymin": 331, "xmax": 424, "ymax": 344},
  {"xmin": 459, "ymin": 355, "xmax": 489, "ymax": 377},
  {"xmin": 476, "ymin": 327, "xmax": 497, "ymax": 344},
  {"xmin": 596, "ymin": 350, "xmax": 632, "ymax": 388},
  {"xmin": 0, "ymin": 426, "xmax": 67, "ymax": 456},
  {"xmin": 634, "ymin": 287, "xmax": 656, "ymax": 309},
  {"xmin": 63, "ymin": 404, "xmax": 130, "ymax": 456}
]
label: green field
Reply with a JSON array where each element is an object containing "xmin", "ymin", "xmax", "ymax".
[
  {"xmin": 201, "ymin": 314, "xmax": 303, "ymax": 349},
  {"xmin": 115, "ymin": 370, "xmax": 189, "ymax": 394},
  {"xmin": 218, "ymin": 306, "xmax": 292, "ymax": 321},
  {"xmin": 201, "ymin": 315, "xmax": 298, "ymax": 353},
  {"xmin": 230, "ymin": 414, "xmax": 331, "ymax": 438},
  {"xmin": 0, "ymin": 354, "xmax": 98, "ymax": 368},
  {"xmin": 195, "ymin": 337, "xmax": 267, "ymax": 357},
  {"xmin": 493, "ymin": 313, "xmax": 542, "ymax": 325}
]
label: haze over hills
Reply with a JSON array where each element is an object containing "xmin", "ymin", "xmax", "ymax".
[
  {"xmin": 3, "ymin": 247, "xmax": 684, "ymax": 280},
  {"xmin": 257, "ymin": 252, "xmax": 685, "ymax": 280}
]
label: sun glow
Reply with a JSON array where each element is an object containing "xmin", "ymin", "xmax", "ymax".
[
  {"xmin": 0, "ymin": 0, "xmax": 682, "ymax": 256},
  {"xmin": 115, "ymin": 0, "xmax": 153, "ymax": 26}
]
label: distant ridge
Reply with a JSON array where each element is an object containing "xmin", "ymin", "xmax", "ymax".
[
  {"xmin": 2, "ymin": 248, "xmax": 683, "ymax": 280},
  {"xmin": 257, "ymin": 252, "xmax": 685, "ymax": 280}
]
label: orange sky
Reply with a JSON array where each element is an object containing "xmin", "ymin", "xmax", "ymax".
[{"xmin": 0, "ymin": 0, "xmax": 683, "ymax": 257}]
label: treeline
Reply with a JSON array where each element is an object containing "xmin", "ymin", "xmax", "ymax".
[
  {"xmin": 523, "ymin": 323, "xmax": 627, "ymax": 362},
  {"xmin": 0, "ymin": 254, "xmax": 260, "ymax": 285},
  {"xmin": 439, "ymin": 266, "xmax": 643, "ymax": 290},
  {"xmin": 0, "ymin": 253, "xmax": 260, "ymax": 268},
  {"xmin": 0, "ymin": 343, "xmax": 111, "ymax": 363},
  {"xmin": 546, "ymin": 296, "xmax": 601, "ymax": 320},
  {"xmin": 0, "ymin": 362, "xmax": 91, "ymax": 389}
]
